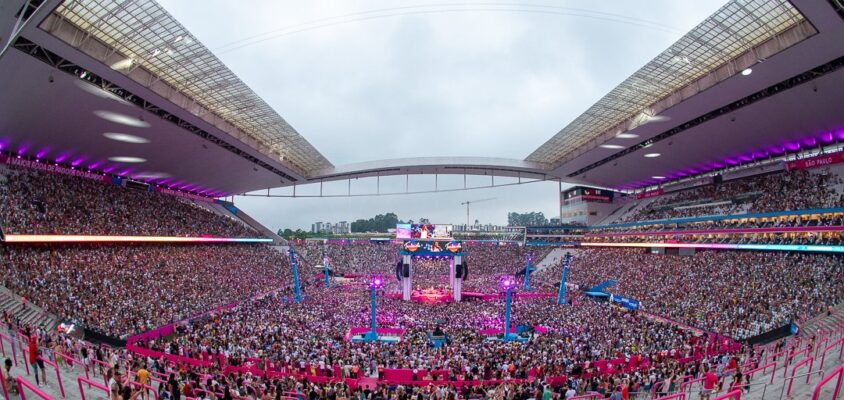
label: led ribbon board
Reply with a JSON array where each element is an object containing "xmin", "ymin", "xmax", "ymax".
[
  {"xmin": 580, "ymin": 242, "xmax": 844, "ymax": 253},
  {"xmin": 2, "ymin": 235, "xmax": 273, "ymax": 243}
]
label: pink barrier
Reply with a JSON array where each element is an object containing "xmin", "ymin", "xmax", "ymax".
[
  {"xmin": 77, "ymin": 377, "xmax": 109, "ymax": 400},
  {"xmin": 654, "ymin": 394, "xmax": 685, "ymax": 400},
  {"xmin": 0, "ymin": 332, "xmax": 16, "ymax": 367},
  {"xmin": 15, "ymin": 376, "xmax": 53, "ymax": 400},
  {"xmin": 745, "ymin": 362, "xmax": 776, "ymax": 384},
  {"xmin": 58, "ymin": 353, "xmax": 89, "ymax": 387},
  {"xmin": 478, "ymin": 325, "xmax": 547, "ymax": 335},
  {"xmin": 786, "ymin": 356, "xmax": 814, "ymax": 396},
  {"xmin": 1, "ymin": 361, "xmax": 9, "ymax": 400},
  {"xmin": 127, "ymin": 381, "xmax": 159, "ymax": 400},
  {"xmin": 344, "ymin": 327, "xmax": 406, "ymax": 341},
  {"xmin": 812, "ymin": 365, "xmax": 843, "ymax": 400},
  {"xmin": 586, "ymin": 225, "xmax": 844, "ymax": 238},
  {"xmin": 784, "ymin": 346, "xmax": 810, "ymax": 378},
  {"xmin": 819, "ymin": 337, "xmax": 844, "ymax": 370},
  {"xmin": 569, "ymin": 393, "xmax": 602, "ymax": 400},
  {"xmin": 678, "ymin": 376, "xmax": 704, "ymax": 393},
  {"xmin": 37, "ymin": 356, "xmax": 64, "ymax": 398},
  {"xmin": 711, "ymin": 390, "xmax": 741, "ymax": 400}
]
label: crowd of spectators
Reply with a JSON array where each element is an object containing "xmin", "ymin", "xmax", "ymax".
[
  {"xmin": 538, "ymin": 248, "xmax": 844, "ymax": 339},
  {"xmin": 0, "ymin": 243, "xmax": 291, "ymax": 337},
  {"xmin": 0, "ymin": 165, "xmax": 256, "ymax": 237},
  {"xmin": 142, "ymin": 287, "xmax": 730, "ymax": 393},
  {"xmin": 620, "ymin": 169, "xmax": 844, "ymax": 223}
]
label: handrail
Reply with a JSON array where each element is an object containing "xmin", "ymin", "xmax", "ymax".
[
  {"xmin": 786, "ymin": 356, "xmax": 813, "ymax": 396},
  {"xmin": 569, "ymin": 393, "xmax": 602, "ymax": 400},
  {"xmin": 77, "ymin": 376, "xmax": 109, "ymax": 400},
  {"xmin": 58, "ymin": 353, "xmax": 90, "ymax": 388},
  {"xmin": 653, "ymin": 393, "xmax": 685, "ymax": 400},
  {"xmin": 745, "ymin": 361, "xmax": 777, "ymax": 384},
  {"xmin": 812, "ymin": 365, "xmax": 843, "ymax": 400},
  {"xmin": 711, "ymin": 389, "xmax": 741, "ymax": 400},
  {"xmin": 819, "ymin": 337, "xmax": 844, "ymax": 370},
  {"xmin": 15, "ymin": 376, "xmax": 53, "ymax": 400},
  {"xmin": 126, "ymin": 381, "xmax": 159, "ymax": 400},
  {"xmin": 35, "ymin": 356, "xmax": 64, "ymax": 398},
  {"xmin": 778, "ymin": 369, "xmax": 825, "ymax": 400},
  {"xmin": 1, "ymin": 361, "xmax": 10, "ymax": 400},
  {"xmin": 783, "ymin": 346, "xmax": 810, "ymax": 378},
  {"xmin": 678, "ymin": 376, "xmax": 705, "ymax": 393}
]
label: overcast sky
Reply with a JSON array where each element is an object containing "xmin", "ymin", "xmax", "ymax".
[{"xmin": 157, "ymin": 0, "xmax": 726, "ymax": 232}]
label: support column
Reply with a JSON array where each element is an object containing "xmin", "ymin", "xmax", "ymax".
[
  {"xmin": 452, "ymin": 255, "xmax": 462, "ymax": 302},
  {"xmin": 557, "ymin": 252, "xmax": 572, "ymax": 305},
  {"xmin": 288, "ymin": 249, "xmax": 302, "ymax": 303},
  {"xmin": 402, "ymin": 254, "xmax": 412, "ymax": 301},
  {"xmin": 448, "ymin": 258, "xmax": 456, "ymax": 287}
]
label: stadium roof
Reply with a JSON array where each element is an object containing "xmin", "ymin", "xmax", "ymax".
[
  {"xmin": 0, "ymin": 0, "xmax": 842, "ymax": 195},
  {"xmin": 526, "ymin": 0, "xmax": 810, "ymax": 167},
  {"xmin": 51, "ymin": 0, "xmax": 333, "ymax": 176}
]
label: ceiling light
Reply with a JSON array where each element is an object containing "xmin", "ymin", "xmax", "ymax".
[
  {"xmin": 94, "ymin": 110, "xmax": 150, "ymax": 128},
  {"xmin": 644, "ymin": 153, "xmax": 661, "ymax": 158},
  {"xmin": 652, "ymin": 176, "xmax": 666, "ymax": 179},
  {"xmin": 103, "ymin": 132, "xmax": 150, "ymax": 144},
  {"xmin": 108, "ymin": 156, "xmax": 146, "ymax": 163},
  {"xmin": 133, "ymin": 172, "xmax": 170, "ymax": 179},
  {"xmin": 110, "ymin": 58, "xmax": 134, "ymax": 71},
  {"xmin": 599, "ymin": 144, "xmax": 625, "ymax": 149},
  {"xmin": 741, "ymin": 68, "xmax": 752, "ymax": 76},
  {"xmin": 616, "ymin": 133, "xmax": 639, "ymax": 139}
]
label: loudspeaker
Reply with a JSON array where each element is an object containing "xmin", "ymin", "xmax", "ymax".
[
  {"xmin": 401, "ymin": 263, "xmax": 410, "ymax": 278},
  {"xmin": 461, "ymin": 261, "xmax": 469, "ymax": 281},
  {"xmin": 395, "ymin": 261, "xmax": 403, "ymax": 281},
  {"xmin": 455, "ymin": 262, "xmax": 464, "ymax": 279}
]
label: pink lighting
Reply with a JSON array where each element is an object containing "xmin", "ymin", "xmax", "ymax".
[
  {"xmin": 2, "ymin": 234, "xmax": 273, "ymax": 243},
  {"xmin": 498, "ymin": 275, "xmax": 516, "ymax": 291}
]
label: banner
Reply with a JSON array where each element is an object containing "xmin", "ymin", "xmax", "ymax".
[
  {"xmin": 637, "ymin": 188, "xmax": 664, "ymax": 199},
  {"xmin": 3, "ymin": 156, "xmax": 108, "ymax": 182},
  {"xmin": 785, "ymin": 151, "xmax": 844, "ymax": 170},
  {"xmin": 610, "ymin": 293, "xmax": 640, "ymax": 310},
  {"xmin": 155, "ymin": 187, "xmax": 214, "ymax": 202}
]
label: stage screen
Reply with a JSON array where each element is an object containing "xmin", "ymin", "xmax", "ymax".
[{"xmin": 395, "ymin": 224, "xmax": 453, "ymax": 240}]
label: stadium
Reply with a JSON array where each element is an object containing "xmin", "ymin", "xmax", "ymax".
[{"xmin": 0, "ymin": 0, "xmax": 843, "ymax": 399}]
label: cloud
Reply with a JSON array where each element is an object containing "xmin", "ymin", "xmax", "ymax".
[{"xmin": 157, "ymin": 0, "xmax": 725, "ymax": 229}]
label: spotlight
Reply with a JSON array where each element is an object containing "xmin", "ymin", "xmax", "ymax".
[{"xmin": 741, "ymin": 68, "xmax": 752, "ymax": 76}]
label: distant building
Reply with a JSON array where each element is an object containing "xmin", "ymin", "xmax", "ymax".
[{"xmin": 311, "ymin": 220, "xmax": 352, "ymax": 234}]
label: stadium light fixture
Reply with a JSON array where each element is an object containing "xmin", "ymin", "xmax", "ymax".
[
  {"xmin": 103, "ymin": 132, "xmax": 150, "ymax": 144},
  {"xmin": 644, "ymin": 153, "xmax": 661, "ymax": 158},
  {"xmin": 599, "ymin": 144, "xmax": 625, "ymax": 149},
  {"xmin": 652, "ymin": 176, "xmax": 666, "ymax": 179},
  {"xmin": 616, "ymin": 133, "xmax": 639, "ymax": 139},
  {"xmin": 94, "ymin": 110, "xmax": 151, "ymax": 128},
  {"xmin": 741, "ymin": 68, "xmax": 752, "ymax": 76},
  {"xmin": 108, "ymin": 156, "xmax": 146, "ymax": 163}
]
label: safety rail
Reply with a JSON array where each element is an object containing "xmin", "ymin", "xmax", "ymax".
[
  {"xmin": 1, "ymin": 360, "xmax": 9, "ymax": 400},
  {"xmin": 777, "ymin": 369, "xmax": 825, "ymax": 400},
  {"xmin": 126, "ymin": 381, "xmax": 159, "ymax": 400},
  {"xmin": 36, "ymin": 356, "xmax": 65, "ymax": 398},
  {"xmin": 783, "ymin": 346, "xmax": 811, "ymax": 378},
  {"xmin": 15, "ymin": 376, "xmax": 53, "ymax": 400},
  {"xmin": 77, "ymin": 376, "xmax": 109, "ymax": 400},
  {"xmin": 745, "ymin": 361, "xmax": 777, "ymax": 384},
  {"xmin": 711, "ymin": 389, "xmax": 741, "ymax": 400},
  {"xmin": 812, "ymin": 365, "xmax": 843, "ymax": 400},
  {"xmin": 819, "ymin": 337, "xmax": 844, "ymax": 370},
  {"xmin": 58, "ymin": 352, "xmax": 90, "ymax": 389},
  {"xmin": 678, "ymin": 376, "xmax": 705, "ymax": 394},
  {"xmin": 786, "ymin": 356, "xmax": 814, "ymax": 396},
  {"xmin": 651, "ymin": 374, "xmax": 691, "ymax": 397},
  {"xmin": 569, "ymin": 393, "xmax": 602, "ymax": 400},
  {"xmin": 653, "ymin": 393, "xmax": 685, "ymax": 400}
]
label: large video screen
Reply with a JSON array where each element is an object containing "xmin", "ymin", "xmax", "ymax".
[{"xmin": 396, "ymin": 224, "xmax": 453, "ymax": 240}]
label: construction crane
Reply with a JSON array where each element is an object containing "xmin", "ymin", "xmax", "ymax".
[{"xmin": 460, "ymin": 198, "xmax": 496, "ymax": 227}]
